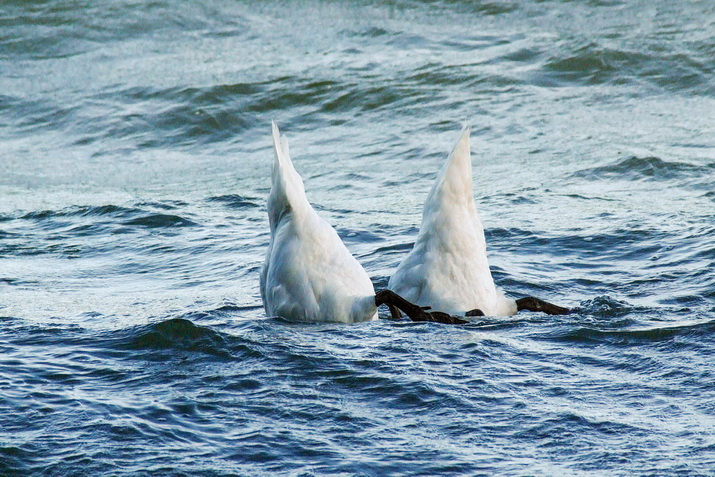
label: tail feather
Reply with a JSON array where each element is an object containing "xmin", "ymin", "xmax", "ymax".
[
  {"xmin": 268, "ymin": 121, "xmax": 308, "ymax": 230},
  {"xmin": 423, "ymin": 125, "xmax": 473, "ymax": 219}
]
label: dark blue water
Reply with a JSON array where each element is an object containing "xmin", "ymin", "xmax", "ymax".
[{"xmin": 1, "ymin": 0, "xmax": 714, "ymax": 474}]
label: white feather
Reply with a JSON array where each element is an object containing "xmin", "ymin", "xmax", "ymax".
[
  {"xmin": 260, "ymin": 122, "xmax": 377, "ymax": 323},
  {"xmin": 388, "ymin": 126, "xmax": 517, "ymax": 316}
]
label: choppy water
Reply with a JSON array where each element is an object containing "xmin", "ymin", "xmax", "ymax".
[{"xmin": 2, "ymin": 0, "xmax": 714, "ymax": 474}]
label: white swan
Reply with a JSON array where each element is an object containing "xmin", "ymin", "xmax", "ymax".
[
  {"xmin": 260, "ymin": 122, "xmax": 378, "ymax": 323},
  {"xmin": 388, "ymin": 126, "xmax": 519, "ymax": 317},
  {"xmin": 260, "ymin": 123, "xmax": 567, "ymax": 324}
]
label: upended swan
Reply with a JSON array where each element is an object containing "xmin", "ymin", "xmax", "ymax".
[
  {"xmin": 260, "ymin": 122, "xmax": 566, "ymax": 324},
  {"xmin": 260, "ymin": 122, "xmax": 449, "ymax": 323},
  {"xmin": 260, "ymin": 122, "xmax": 376, "ymax": 323},
  {"xmin": 387, "ymin": 126, "xmax": 568, "ymax": 317}
]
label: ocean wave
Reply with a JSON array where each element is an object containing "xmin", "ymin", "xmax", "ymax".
[
  {"xmin": 542, "ymin": 43, "xmax": 652, "ymax": 85},
  {"xmin": 122, "ymin": 213, "xmax": 197, "ymax": 229},
  {"xmin": 573, "ymin": 155, "xmax": 714, "ymax": 182},
  {"xmin": 575, "ymin": 295, "xmax": 640, "ymax": 318},
  {"xmin": 537, "ymin": 40, "xmax": 713, "ymax": 93},
  {"xmin": 14, "ymin": 204, "xmax": 197, "ymax": 229},
  {"xmin": 2, "ymin": 0, "xmax": 714, "ymax": 474},
  {"xmin": 19, "ymin": 205, "xmax": 140, "ymax": 221},
  {"xmin": 111, "ymin": 318, "xmax": 235, "ymax": 359},
  {"xmin": 548, "ymin": 319, "xmax": 715, "ymax": 345},
  {"xmin": 488, "ymin": 226, "xmax": 666, "ymax": 260},
  {"xmin": 206, "ymin": 194, "xmax": 260, "ymax": 209}
]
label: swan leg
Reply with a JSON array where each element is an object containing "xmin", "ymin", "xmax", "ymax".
[
  {"xmin": 426, "ymin": 311, "xmax": 469, "ymax": 325},
  {"xmin": 375, "ymin": 290, "xmax": 468, "ymax": 324},
  {"xmin": 375, "ymin": 289, "xmax": 425, "ymax": 320},
  {"xmin": 387, "ymin": 303, "xmax": 402, "ymax": 320},
  {"xmin": 516, "ymin": 297, "xmax": 569, "ymax": 315}
]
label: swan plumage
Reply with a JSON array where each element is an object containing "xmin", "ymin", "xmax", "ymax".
[
  {"xmin": 260, "ymin": 122, "xmax": 377, "ymax": 323},
  {"xmin": 388, "ymin": 126, "xmax": 517, "ymax": 317}
]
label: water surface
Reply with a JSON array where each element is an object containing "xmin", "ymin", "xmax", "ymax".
[{"xmin": 1, "ymin": 0, "xmax": 714, "ymax": 474}]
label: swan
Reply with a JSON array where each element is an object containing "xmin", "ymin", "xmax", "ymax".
[
  {"xmin": 260, "ymin": 122, "xmax": 378, "ymax": 323},
  {"xmin": 387, "ymin": 126, "xmax": 568, "ymax": 317},
  {"xmin": 260, "ymin": 122, "xmax": 456, "ymax": 323}
]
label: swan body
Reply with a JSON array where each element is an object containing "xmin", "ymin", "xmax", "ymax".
[
  {"xmin": 388, "ymin": 127, "xmax": 517, "ymax": 317},
  {"xmin": 260, "ymin": 122, "xmax": 377, "ymax": 323}
]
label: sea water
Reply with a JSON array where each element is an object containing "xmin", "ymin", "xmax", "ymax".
[{"xmin": 1, "ymin": 0, "xmax": 714, "ymax": 474}]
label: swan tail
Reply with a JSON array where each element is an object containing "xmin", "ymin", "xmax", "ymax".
[
  {"xmin": 426, "ymin": 125, "xmax": 473, "ymax": 208},
  {"xmin": 420, "ymin": 126, "xmax": 474, "ymax": 230},
  {"xmin": 268, "ymin": 121, "xmax": 308, "ymax": 229}
]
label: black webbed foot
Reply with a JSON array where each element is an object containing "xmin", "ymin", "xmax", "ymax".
[
  {"xmin": 375, "ymin": 289, "xmax": 468, "ymax": 325},
  {"xmin": 386, "ymin": 303, "xmax": 401, "ymax": 320},
  {"xmin": 516, "ymin": 296, "xmax": 569, "ymax": 315},
  {"xmin": 422, "ymin": 311, "xmax": 469, "ymax": 325}
]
